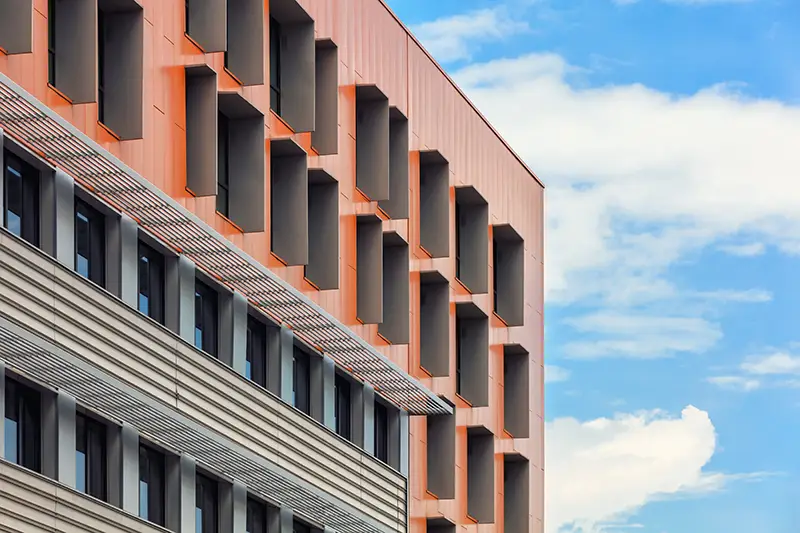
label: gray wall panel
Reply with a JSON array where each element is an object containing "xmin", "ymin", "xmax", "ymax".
[
  {"xmin": 426, "ymin": 413, "xmax": 455, "ymax": 499},
  {"xmin": 379, "ymin": 238, "xmax": 409, "ymax": 344},
  {"xmin": 188, "ymin": 0, "xmax": 226, "ymax": 52},
  {"xmin": 270, "ymin": 147, "xmax": 308, "ymax": 266},
  {"xmin": 495, "ymin": 228, "xmax": 525, "ymax": 326},
  {"xmin": 185, "ymin": 68, "xmax": 218, "ymax": 197},
  {"xmin": 312, "ymin": 41, "xmax": 338, "ymax": 155},
  {"xmin": 0, "ymin": 362, "xmax": 4, "ymax": 458},
  {"xmin": 420, "ymin": 277, "xmax": 449, "ymax": 377},
  {"xmin": 121, "ymin": 424, "xmax": 140, "ymax": 515},
  {"xmin": 54, "ymin": 0, "xmax": 97, "ymax": 103},
  {"xmin": 56, "ymin": 392, "xmax": 77, "ymax": 488},
  {"xmin": 229, "ymin": 115, "xmax": 266, "ymax": 232},
  {"xmin": 380, "ymin": 114, "xmax": 409, "ymax": 219},
  {"xmin": 281, "ymin": 21, "xmax": 315, "ymax": 133},
  {"xmin": 455, "ymin": 188, "xmax": 488, "ymax": 294},
  {"xmin": 467, "ymin": 431, "xmax": 494, "ymax": 523},
  {"xmin": 356, "ymin": 94, "xmax": 390, "ymax": 202},
  {"xmin": 0, "ymin": 0, "xmax": 33, "ymax": 54},
  {"xmin": 226, "ymin": 0, "xmax": 264, "ymax": 85},
  {"xmin": 54, "ymin": 169, "xmax": 75, "ymax": 269},
  {"xmin": 504, "ymin": 345, "xmax": 530, "ymax": 438},
  {"xmin": 356, "ymin": 216, "xmax": 383, "ymax": 325},
  {"xmin": 103, "ymin": 8, "xmax": 144, "ymax": 139},
  {"xmin": 419, "ymin": 155, "xmax": 449, "ymax": 258},
  {"xmin": 457, "ymin": 308, "xmax": 489, "ymax": 407},
  {"xmin": 119, "ymin": 215, "xmax": 139, "ymax": 308},
  {"xmin": 306, "ymin": 174, "xmax": 339, "ymax": 290}
]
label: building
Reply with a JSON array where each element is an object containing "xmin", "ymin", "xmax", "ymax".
[{"xmin": 0, "ymin": 0, "xmax": 544, "ymax": 532}]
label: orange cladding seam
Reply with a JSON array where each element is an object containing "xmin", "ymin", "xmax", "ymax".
[{"xmin": 0, "ymin": 0, "xmax": 544, "ymax": 530}]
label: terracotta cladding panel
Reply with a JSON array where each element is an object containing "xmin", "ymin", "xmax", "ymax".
[{"xmin": 0, "ymin": 0, "xmax": 544, "ymax": 531}]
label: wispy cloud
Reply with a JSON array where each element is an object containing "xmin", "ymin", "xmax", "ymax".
[
  {"xmin": 717, "ymin": 242, "xmax": 766, "ymax": 257},
  {"xmin": 411, "ymin": 8, "xmax": 529, "ymax": 63},
  {"xmin": 706, "ymin": 375, "xmax": 761, "ymax": 391},
  {"xmin": 614, "ymin": 0, "xmax": 757, "ymax": 5},
  {"xmin": 741, "ymin": 352, "xmax": 800, "ymax": 375},
  {"xmin": 708, "ymin": 350, "xmax": 800, "ymax": 391},
  {"xmin": 545, "ymin": 365, "xmax": 572, "ymax": 383}
]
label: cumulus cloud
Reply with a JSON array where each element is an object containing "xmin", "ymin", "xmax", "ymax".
[
  {"xmin": 546, "ymin": 365, "xmax": 572, "ymax": 383},
  {"xmin": 411, "ymin": 8, "xmax": 529, "ymax": 63},
  {"xmin": 546, "ymin": 406, "xmax": 757, "ymax": 533},
  {"xmin": 452, "ymin": 53, "xmax": 800, "ymax": 306}
]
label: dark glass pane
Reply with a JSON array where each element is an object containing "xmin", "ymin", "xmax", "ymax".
[
  {"xmin": 5, "ymin": 163, "xmax": 22, "ymax": 237},
  {"xmin": 76, "ymin": 413, "xmax": 87, "ymax": 493},
  {"xmin": 246, "ymin": 498, "xmax": 266, "ymax": 533},
  {"xmin": 195, "ymin": 291, "xmax": 204, "ymax": 349},
  {"xmin": 139, "ymin": 444, "xmax": 165, "ymax": 526},
  {"xmin": 196, "ymin": 474, "xmax": 217, "ymax": 533},
  {"xmin": 335, "ymin": 374, "xmax": 351, "ymax": 440},
  {"xmin": 292, "ymin": 349, "xmax": 309, "ymax": 414},
  {"xmin": 75, "ymin": 200, "xmax": 105, "ymax": 286},
  {"xmin": 374, "ymin": 402, "xmax": 388, "ymax": 463},
  {"xmin": 246, "ymin": 317, "xmax": 266, "ymax": 387},
  {"xmin": 139, "ymin": 243, "xmax": 165, "ymax": 324},
  {"xmin": 76, "ymin": 211, "xmax": 90, "ymax": 278},
  {"xmin": 139, "ymin": 255, "xmax": 150, "ymax": 315},
  {"xmin": 217, "ymin": 113, "xmax": 229, "ymax": 216}
]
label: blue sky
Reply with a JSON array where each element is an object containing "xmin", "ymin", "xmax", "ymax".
[{"xmin": 386, "ymin": 0, "xmax": 800, "ymax": 532}]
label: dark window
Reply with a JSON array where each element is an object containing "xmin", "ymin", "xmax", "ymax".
[
  {"xmin": 455, "ymin": 201, "xmax": 461, "ymax": 280},
  {"xmin": 293, "ymin": 522, "xmax": 310, "ymax": 533},
  {"xmin": 48, "ymin": 0, "xmax": 56, "ymax": 86},
  {"xmin": 139, "ymin": 444, "xmax": 165, "ymax": 526},
  {"xmin": 246, "ymin": 498, "xmax": 266, "ymax": 533},
  {"xmin": 194, "ymin": 280, "xmax": 218, "ymax": 357},
  {"xmin": 75, "ymin": 198, "xmax": 106, "ymax": 287},
  {"xmin": 76, "ymin": 412, "xmax": 107, "ymax": 501},
  {"xmin": 456, "ymin": 316, "xmax": 463, "ymax": 396},
  {"xmin": 374, "ymin": 401, "xmax": 388, "ymax": 463},
  {"xmin": 185, "ymin": 0, "xmax": 190, "ymax": 33},
  {"xmin": 3, "ymin": 378, "xmax": 40, "ymax": 473},
  {"xmin": 3, "ymin": 151, "xmax": 39, "ymax": 246},
  {"xmin": 246, "ymin": 316, "xmax": 267, "ymax": 388},
  {"xmin": 492, "ymin": 239, "xmax": 498, "ymax": 312},
  {"xmin": 98, "ymin": 7, "xmax": 107, "ymax": 124},
  {"xmin": 292, "ymin": 348, "xmax": 310, "ymax": 415},
  {"xmin": 195, "ymin": 473, "xmax": 218, "ymax": 533},
  {"xmin": 334, "ymin": 374, "xmax": 351, "ymax": 440},
  {"xmin": 138, "ymin": 242, "xmax": 165, "ymax": 325},
  {"xmin": 269, "ymin": 18, "xmax": 281, "ymax": 114},
  {"xmin": 217, "ymin": 112, "xmax": 229, "ymax": 216}
]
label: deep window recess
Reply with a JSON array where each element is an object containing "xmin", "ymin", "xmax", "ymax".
[
  {"xmin": 76, "ymin": 412, "xmax": 107, "ymax": 501},
  {"xmin": 3, "ymin": 151, "xmax": 39, "ymax": 246},
  {"xmin": 48, "ymin": 0, "xmax": 56, "ymax": 86},
  {"xmin": 138, "ymin": 242, "xmax": 165, "ymax": 325},
  {"xmin": 374, "ymin": 401, "xmax": 388, "ymax": 464},
  {"xmin": 246, "ymin": 498, "xmax": 266, "ymax": 533},
  {"xmin": 75, "ymin": 199, "xmax": 106, "ymax": 287},
  {"xmin": 216, "ymin": 112, "xmax": 229, "ymax": 217},
  {"xmin": 3, "ymin": 378, "xmax": 41, "ymax": 473},
  {"xmin": 195, "ymin": 473, "xmax": 218, "ymax": 533},
  {"xmin": 269, "ymin": 17, "xmax": 281, "ymax": 114},
  {"xmin": 334, "ymin": 374, "xmax": 351, "ymax": 440},
  {"xmin": 194, "ymin": 280, "xmax": 219, "ymax": 357},
  {"xmin": 246, "ymin": 316, "xmax": 267, "ymax": 388},
  {"xmin": 184, "ymin": 0, "xmax": 190, "ymax": 33},
  {"xmin": 455, "ymin": 317, "xmax": 463, "ymax": 396},
  {"xmin": 97, "ymin": 7, "xmax": 107, "ymax": 124},
  {"xmin": 292, "ymin": 347, "xmax": 310, "ymax": 415},
  {"xmin": 139, "ymin": 444, "xmax": 165, "ymax": 527},
  {"xmin": 455, "ymin": 201, "xmax": 461, "ymax": 279}
]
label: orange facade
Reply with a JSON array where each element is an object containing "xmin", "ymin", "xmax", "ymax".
[{"xmin": 0, "ymin": 0, "xmax": 545, "ymax": 531}]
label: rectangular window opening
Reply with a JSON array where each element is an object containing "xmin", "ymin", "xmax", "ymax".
[
  {"xmin": 3, "ymin": 150, "xmax": 40, "ymax": 247},
  {"xmin": 374, "ymin": 401, "xmax": 388, "ymax": 464},
  {"xmin": 269, "ymin": 17, "xmax": 281, "ymax": 114},
  {"xmin": 246, "ymin": 497, "xmax": 266, "ymax": 533},
  {"xmin": 216, "ymin": 111, "xmax": 230, "ymax": 217},
  {"xmin": 246, "ymin": 316, "xmax": 267, "ymax": 388},
  {"xmin": 139, "ymin": 444, "xmax": 166, "ymax": 527},
  {"xmin": 138, "ymin": 242, "xmax": 165, "ymax": 325},
  {"xmin": 194, "ymin": 279, "xmax": 219, "ymax": 357},
  {"xmin": 75, "ymin": 198, "xmax": 106, "ymax": 287},
  {"xmin": 3, "ymin": 377, "xmax": 41, "ymax": 473},
  {"xmin": 334, "ymin": 373, "xmax": 351, "ymax": 440},
  {"xmin": 75, "ymin": 412, "xmax": 107, "ymax": 501},
  {"xmin": 292, "ymin": 347, "xmax": 310, "ymax": 415},
  {"xmin": 195, "ymin": 473, "xmax": 218, "ymax": 533}
]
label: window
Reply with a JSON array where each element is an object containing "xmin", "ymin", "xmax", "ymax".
[
  {"xmin": 269, "ymin": 17, "xmax": 281, "ymax": 114},
  {"xmin": 97, "ymin": 7, "xmax": 107, "ymax": 124},
  {"xmin": 293, "ymin": 522, "xmax": 310, "ymax": 533},
  {"xmin": 455, "ymin": 201, "xmax": 461, "ymax": 279},
  {"xmin": 374, "ymin": 401, "xmax": 388, "ymax": 463},
  {"xmin": 216, "ymin": 112, "xmax": 229, "ymax": 217},
  {"xmin": 455, "ymin": 316, "xmax": 463, "ymax": 396},
  {"xmin": 246, "ymin": 316, "xmax": 266, "ymax": 388},
  {"xmin": 139, "ymin": 444, "xmax": 165, "ymax": 526},
  {"xmin": 334, "ymin": 374, "xmax": 351, "ymax": 440},
  {"xmin": 3, "ymin": 151, "xmax": 39, "ymax": 246},
  {"xmin": 194, "ymin": 280, "xmax": 218, "ymax": 357},
  {"xmin": 492, "ymin": 239, "xmax": 498, "ymax": 312},
  {"xmin": 185, "ymin": 0, "xmax": 190, "ymax": 33},
  {"xmin": 76, "ymin": 412, "xmax": 107, "ymax": 501},
  {"xmin": 292, "ymin": 348, "xmax": 310, "ymax": 415},
  {"xmin": 195, "ymin": 473, "xmax": 218, "ymax": 533},
  {"xmin": 246, "ymin": 498, "xmax": 266, "ymax": 533},
  {"xmin": 48, "ymin": 0, "xmax": 56, "ymax": 85},
  {"xmin": 3, "ymin": 378, "xmax": 40, "ymax": 472},
  {"xmin": 75, "ymin": 199, "xmax": 105, "ymax": 287},
  {"xmin": 138, "ymin": 242, "xmax": 165, "ymax": 325}
]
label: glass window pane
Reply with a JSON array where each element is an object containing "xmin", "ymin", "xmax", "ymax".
[
  {"xmin": 76, "ymin": 211, "xmax": 90, "ymax": 279},
  {"xmin": 76, "ymin": 450, "xmax": 87, "ymax": 492},
  {"xmin": 4, "ymin": 418, "xmax": 18, "ymax": 463},
  {"xmin": 140, "ymin": 480, "xmax": 149, "ymax": 520},
  {"xmin": 6, "ymin": 165, "xmax": 22, "ymax": 237}
]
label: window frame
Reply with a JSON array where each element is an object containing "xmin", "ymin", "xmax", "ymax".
[
  {"xmin": 269, "ymin": 17, "xmax": 281, "ymax": 114},
  {"xmin": 138, "ymin": 443, "xmax": 166, "ymax": 527},
  {"xmin": 97, "ymin": 6, "xmax": 107, "ymax": 125},
  {"xmin": 292, "ymin": 347, "xmax": 310, "ymax": 415},
  {"xmin": 216, "ymin": 111, "xmax": 230, "ymax": 217},
  {"xmin": 374, "ymin": 400, "xmax": 388, "ymax": 464},
  {"xmin": 246, "ymin": 497, "xmax": 267, "ymax": 533},
  {"xmin": 194, "ymin": 278, "xmax": 219, "ymax": 357},
  {"xmin": 74, "ymin": 197, "xmax": 106, "ymax": 287},
  {"xmin": 75, "ymin": 411, "xmax": 107, "ymax": 501},
  {"xmin": 195, "ymin": 472, "xmax": 219, "ymax": 533},
  {"xmin": 334, "ymin": 373, "xmax": 351, "ymax": 441},
  {"xmin": 48, "ymin": 0, "xmax": 56, "ymax": 86},
  {"xmin": 138, "ymin": 241, "xmax": 165, "ymax": 325},
  {"xmin": 3, "ymin": 377, "xmax": 41, "ymax": 473},
  {"xmin": 454, "ymin": 200, "xmax": 461, "ymax": 280},
  {"xmin": 455, "ymin": 315, "xmax": 463, "ymax": 396},
  {"xmin": 3, "ymin": 149, "xmax": 40, "ymax": 247},
  {"xmin": 246, "ymin": 315, "xmax": 267, "ymax": 388}
]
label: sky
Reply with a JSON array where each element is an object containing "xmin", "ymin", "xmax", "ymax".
[{"xmin": 385, "ymin": 0, "xmax": 800, "ymax": 531}]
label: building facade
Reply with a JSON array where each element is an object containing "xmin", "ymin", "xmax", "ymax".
[{"xmin": 0, "ymin": 0, "xmax": 544, "ymax": 532}]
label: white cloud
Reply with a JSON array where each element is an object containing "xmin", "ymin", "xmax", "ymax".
[
  {"xmin": 706, "ymin": 375, "xmax": 761, "ymax": 391},
  {"xmin": 716, "ymin": 242, "xmax": 766, "ymax": 257},
  {"xmin": 741, "ymin": 352, "xmax": 800, "ymax": 375},
  {"xmin": 562, "ymin": 312, "xmax": 722, "ymax": 359},
  {"xmin": 546, "ymin": 365, "xmax": 572, "ymax": 383},
  {"xmin": 546, "ymin": 406, "xmax": 755, "ymax": 533},
  {"xmin": 452, "ymin": 53, "xmax": 800, "ymax": 306},
  {"xmin": 691, "ymin": 289, "xmax": 772, "ymax": 303},
  {"xmin": 411, "ymin": 8, "xmax": 529, "ymax": 63},
  {"xmin": 614, "ymin": 0, "xmax": 756, "ymax": 5}
]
